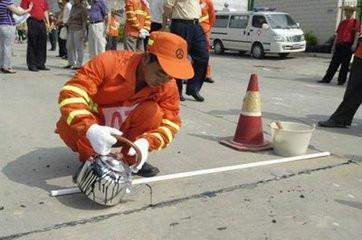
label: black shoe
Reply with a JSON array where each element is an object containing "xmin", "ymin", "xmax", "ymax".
[
  {"xmin": 204, "ymin": 77, "xmax": 215, "ymax": 83},
  {"xmin": 61, "ymin": 56, "xmax": 68, "ymax": 60},
  {"xmin": 71, "ymin": 66, "xmax": 81, "ymax": 70},
  {"xmin": 28, "ymin": 67, "xmax": 39, "ymax": 72},
  {"xmin": 317, "ymin": 80, "xmax": 330, "ymax": 84},
  {"xmin": 318, "ymin": 119, "xmax": 348, "ymax": 128},
  {"xmin": 180, "ymin": 94, "xmax": 185, "ymax": 101},
  {"xmin": 134, "ymin": 162, "xmax": 160, "ymax": 177},
  {"xmin": 38, "ymin": 66, "xmax": 50, "ymax": 70},
  {"xmin": 337, "ymin": 82, "xmax": 345, "ymax": 86},
  {"xmin": 63, "ymin": 65, "xmax": 72, "ymax": 69},
  {"xmin": 186, "ymin": 90, "xmax": 204, "ymax": 102}
]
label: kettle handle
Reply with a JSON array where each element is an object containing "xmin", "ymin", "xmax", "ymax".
[{"xmin": 114, "ymin": 135, "xmax": 143, "ymax": 168}]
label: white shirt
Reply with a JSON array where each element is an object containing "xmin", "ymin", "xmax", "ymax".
[
  {"xmin": 164, "ymin": 0, "xmax": 201, "ymax": 20},
  {"xmin": 63, "ymin": 2, "xmax": 72, "ymax": 24},
  {"xmin": 149, "ymin": 0, "xmax": 164, "ymax": 24}
]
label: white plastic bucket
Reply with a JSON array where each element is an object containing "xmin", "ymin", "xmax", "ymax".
[{"xmin": 270, "ymin": 121, "xmax": 315, "ymax": 157}]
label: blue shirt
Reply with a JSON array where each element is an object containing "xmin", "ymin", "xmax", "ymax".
[
  {"xmin": 0, "ymin": 0, "xmax": 15, "ymax": 25},
  {"xmin": 89, "ymin": 0, "xmax": 108, "ymax": 22}
]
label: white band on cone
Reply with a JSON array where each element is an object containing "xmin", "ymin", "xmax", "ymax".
[
  {"xmin": 241, "ymin": 111, "xmax": 262, "ymax": 117},
  {"xmin": 242, "ymin": 91, "xmax": 261, "ymax": 115}
]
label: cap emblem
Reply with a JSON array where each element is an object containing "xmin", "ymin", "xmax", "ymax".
[{"xmin": 176, "ymin": 48, "xmax": 184, "ymax": 59}]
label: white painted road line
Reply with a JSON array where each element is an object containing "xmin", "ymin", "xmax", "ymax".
[{"xmin": 50, "ymin": 152, "xmax": 330, "ymax": 197}]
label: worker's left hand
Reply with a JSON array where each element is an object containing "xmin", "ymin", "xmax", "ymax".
[
  {"xmin": 138, "ymin": 28, "xmax": 149, "ymax": 39},
  {"xmin": 128, "ymin": 138, "xmax": 149, "ymax": 172}
]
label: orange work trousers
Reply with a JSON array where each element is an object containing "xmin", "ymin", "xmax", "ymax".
[{"xmin": 56, "ymin": 101, "xmax": 163, "ymax": 164}]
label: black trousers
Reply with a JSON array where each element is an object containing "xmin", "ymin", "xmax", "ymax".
[
  {"xmin": 58, "ymin": 26, "xmax": 67, "ymax": 57},
  {"xmin": 26, "ymin": 17, "xmax": 47, "ymax": 69},
  {"xmin": 329, "ymin": 56, "xmax": 362, "ymax": 125},
  {"xmin": 170, "ymin": 20, "xmax": 209, "ymax": 94},
  {"xmin": 322, "ymin": 42, "xmax": 353, "ymax": 84}
]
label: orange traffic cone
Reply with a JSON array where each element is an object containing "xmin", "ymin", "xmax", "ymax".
[{"xmin": 220, "ymin": 74, "xmax": 272, "ymax": 151}]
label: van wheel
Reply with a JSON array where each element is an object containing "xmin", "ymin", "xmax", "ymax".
[
  {"xmin": 213, "ymin": 40, "xmax": 224, "ymax": 54},
  {"xmin": 251, "ymin": 43, "xmax": 265, "ymax": 59},
  {"xmin": 279, "ymin": 53, "xmax": 289, "ymax": 58}
]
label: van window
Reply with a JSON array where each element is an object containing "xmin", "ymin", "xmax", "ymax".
[
  {"xmin": 229, "ymin": 15, "xmax": 249, "ymax": 29},
  {"xmin": 265, "ymin": 14, "xmax": 299, "ymax": 29},
  {"xmin": 214, "ymin": 15, "xmax": 229, "ymax": 28},
  {"xmin": 252, "ymin": 15, "xmax": 267, "ymax": 28}
]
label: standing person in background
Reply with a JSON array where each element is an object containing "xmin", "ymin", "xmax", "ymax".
[
  {"xmin": 64, "ymin": 0, "xmax": 87, "ymax": 70},
  {"xmin": 88, "ymin": 0, "xmax": 109, "ymax": 58},
  {"xmin": 143, "ymin": 0, "xmax": 164, "ymax": 49},
  {"xmin": 318, "ymin": 31, "xmax": 362, "ymax": 128},
  {"xmin": 0, "ymin": 0, "xmax": 32, "ymax": 73},
  {"xmin": 59, "ymin": 0, "xmax": 72, "ymax": 59},
  {"xmin": 199, "ymin": 0, "xmax": 215, "ymax": 83},
  {"xmin": 124, "ymin": 0, "xmax": 151, "ymax": 52},
  {"xmin": 105, "ymin": 9, "xmax": 122, "ymax": 50},
  {"xmin": 20, "ymin": 0, "xmax": 50, "ymax": 72},
  {"xmin": 48, "ymin": 12, "xmax": 57, "ymax": 51},
  {"xmin": 222, "ymin": 2, "xmax": 229, "ymax": 12},
  {"xmin": 318, "ymin": 5, "xmax": 360, "ymax": 86},
  {"xmin": 164, "ymin": 0, "xmax": 209, "ymax": 102},
  {"xmin": 56, "ymin": 0, "xmax": 65, "ymax": 58}
]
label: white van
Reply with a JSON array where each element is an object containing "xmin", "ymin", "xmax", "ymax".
[{"xmin": 211, "ymin": 10, "xmax": 306, "ymax": 58}]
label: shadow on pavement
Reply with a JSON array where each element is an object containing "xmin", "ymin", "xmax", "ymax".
[
  {"xmin": 335, "ymin": 199, "xmax": 362, "ymax": 210},
  {"xmin": 2, "ymin": 147, "xmax": 137, "ymax": 210},
  {"xmin": 2, "ymin": 147, "xmax": 78, "ymax": 191}
]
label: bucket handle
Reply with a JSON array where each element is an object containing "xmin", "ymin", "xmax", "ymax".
[{"xmin": 112, "ymin": 135, "xmax": 143, "ymax": 169}]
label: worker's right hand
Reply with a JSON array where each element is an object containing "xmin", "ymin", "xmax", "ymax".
[{"xmin": 86, "ymin": 124, "xmax": 123, "ymax": 155}]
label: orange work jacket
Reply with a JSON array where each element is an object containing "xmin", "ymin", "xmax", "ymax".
[
  {"xmin": 199, "ymin": 0, "xmax": 216, "ymax": 34},
  {"xmin": 125, "ymin": 0, "xmax": 151, "ymax": 38},
  {"xmin": 57, "ymin": 51, "xmax": 181, "ymax": 151},
  {"xmin": 106, "ymin": 15, "xmax": 120, "ymax": 37}
]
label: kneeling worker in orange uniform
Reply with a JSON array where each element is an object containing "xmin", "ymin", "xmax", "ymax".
[{"xmin": 55, "ymin": 31, "xmax": 194, "ymax": 177}]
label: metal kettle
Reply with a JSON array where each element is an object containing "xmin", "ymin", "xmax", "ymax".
[{"xmin": 75, "ymin": 136, "xmax": 142, "ymax": 206}]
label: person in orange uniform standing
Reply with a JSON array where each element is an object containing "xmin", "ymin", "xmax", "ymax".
[
  {"xmin": 199, "ymin": 0, "xmax": 215, "ymax": 83},
  {"xmin": 105, "ymin": 9, "xmax": 122, "ymax": 50},
  {"xmin": 318, "ymin": 5, "xmax": 360, "ymax": 85},
  {"xmin": 319, "ymin": 31, "xmax": 362, "ymax": 128},
  {"xmin": 124, "ymin": 0, "xmax": 151, "ymax": 52},
  {"xmin": 55, "ymin": 31, "xmax": 194, "ymax": 177}
]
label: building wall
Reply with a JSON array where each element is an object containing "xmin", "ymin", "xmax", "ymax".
[{"xmin": 254, "ymin": 0, "xmax": 357, "ymax": 44}]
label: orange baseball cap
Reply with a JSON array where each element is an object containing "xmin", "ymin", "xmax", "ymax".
[{"xmin": 147, "ymin": 31, "xmax": 194, "ymax": 79}]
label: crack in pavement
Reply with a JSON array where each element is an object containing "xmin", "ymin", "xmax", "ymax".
[{"xmin": 0, "ymin": 159, "xmax": 355, "ymax": 240}]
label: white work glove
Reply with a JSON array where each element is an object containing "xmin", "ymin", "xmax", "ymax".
[
  {"xmin": 86, "ymin": 124, "xmax": 123, "ymax": 155},
  {"xmin": 128, "ymin": 138, "xmax": 149, "ymax": 172},
  {"xmin": 138, "ymin": 28, "xmax": 150, "ymax": 39}
]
